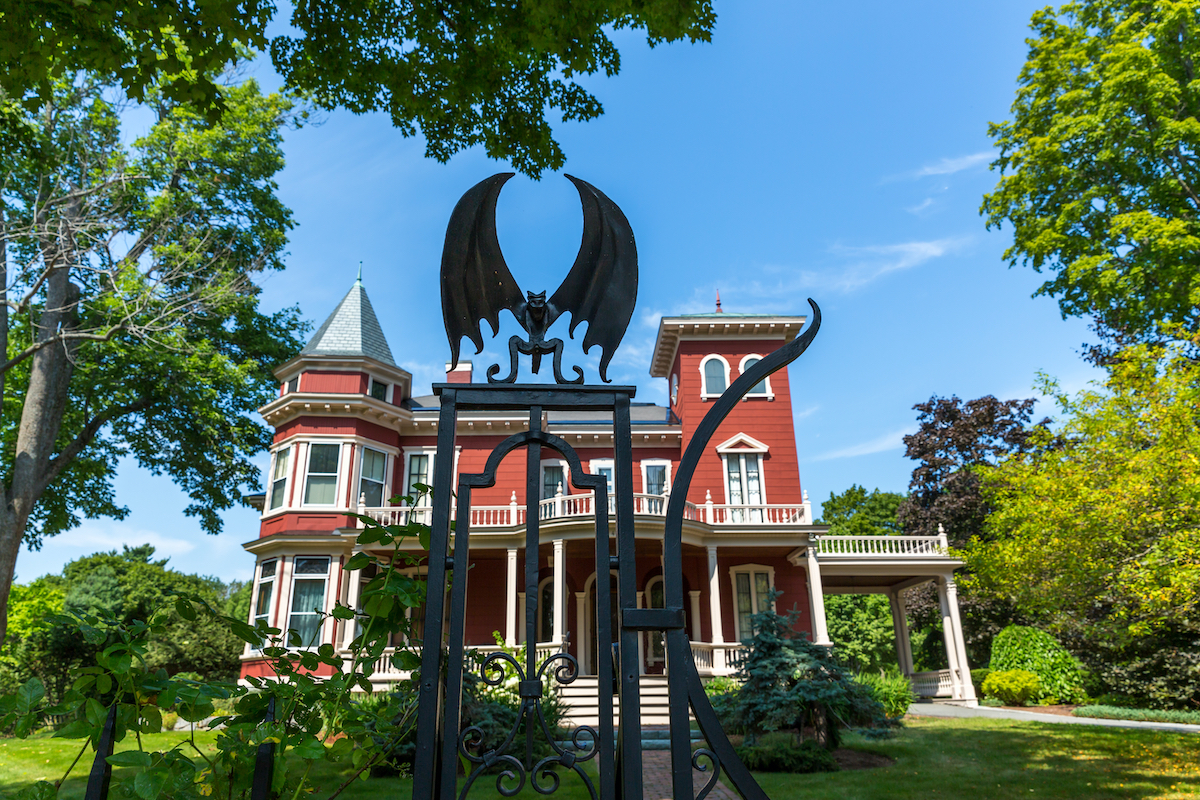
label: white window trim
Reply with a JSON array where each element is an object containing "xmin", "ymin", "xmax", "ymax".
[
  {"xmin": 729, "ymin": 564, "xmax": 776, "ymax": 642},
  {"xmin": 541, "ymin": 458, "xmax": 570, "ymax": 499},
  {"xmin": 401, "ymin": 447, "xmax": 437, "ymax": 506},
  {"xmin": 588, "ymin": 459, "xmax": 615, "ymax": 494},
  {"xmin": 699, "ymin": 354, "xmax": 731, "ymax": 400},
  {"xmin": 738, "ymin": 354, "xmax": 774, "ymax": 400},
  {"xmin": 300, "ymin": 442, "xmax": 345, "ymax": 508},
  {"xmin": 720, "ymin": 452, "xmax": 768, "ymax": 509},
  {"xmin": 287, "ymin": 556, "xmax": 334, "ymax": 649},
  {"xmin": 253, "ymin": 559, "xmax": 277, "ymax": 626},
  {"xmin": 358, "ymin": 446, "xmax": 392, "ymax": 508},
  {"xmin": 715, "ymin": 433, "xmax": 770, "ymax": 454},
  {"xmin": 640, "ymin": 459, "xmax": 672, "ymax": 496},
  {"xmin": 266, "ymin": 447, "xmax": 292, "ymax": 514},
  {"xmin": 368, "ymin": 376, "xmax": 392, "ymax": 404}
]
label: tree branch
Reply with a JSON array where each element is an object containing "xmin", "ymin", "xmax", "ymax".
[{"xmin": 38, "ymin": 395, "xmax": 154, "ymax": 493}]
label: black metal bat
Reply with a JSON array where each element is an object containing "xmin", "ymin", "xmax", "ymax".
[{"xmin": 440, "ymin": 173, "xmax": 638, "ymax": 384}]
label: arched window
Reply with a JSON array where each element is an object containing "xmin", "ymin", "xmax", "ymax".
[
  {"xmin": 700, "ymin": 355, "xmax": 730, "ymax": 398},
  {"xmin": 739, "ymin": 354, "xmax": 772, "ymax": 398}
]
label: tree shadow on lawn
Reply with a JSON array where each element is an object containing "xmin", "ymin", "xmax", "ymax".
[{"xmin": 739, "ymin": 716, "xmax": 1200, "ymax": 800}]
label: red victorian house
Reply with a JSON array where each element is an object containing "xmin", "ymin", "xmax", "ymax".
[{"xmin": 241, "ymin": 278, "xmax": 978, "ymax": 718}]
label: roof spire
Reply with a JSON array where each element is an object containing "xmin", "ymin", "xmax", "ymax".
[
  {"xmin": 356, "ymin": 261, "xmax": 363, "ymax": 286},
  {"xmin": 715, "ymin": 290, "xmax": 723, "ymax": 313}
]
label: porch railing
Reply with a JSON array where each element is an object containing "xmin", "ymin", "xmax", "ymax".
[
  {"xmin": 688, "ymin": 642, "xmax": 747, "ymax": 676},
  {"xmin": 360, "ymin": 491, "xmax": 812, "ymax": 528},
  {"xmin": 909, "ymin": 669, "xmax": 954, "ymax": 698},
  {"xmin": 818, "ymin": 534, "xmax": 949, "ymax": 557}
]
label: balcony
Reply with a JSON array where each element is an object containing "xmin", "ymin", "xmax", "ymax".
[{"xmin": 358, "ymin": 490, "xmax": 813, "ymax": 529}]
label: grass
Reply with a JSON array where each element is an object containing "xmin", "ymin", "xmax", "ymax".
[
  {"xmin": 1074, "ymin": 705, "xmax": 1200, "ymax": 726},
  {"xmin": 1, "ymin": 716, "xmax": 1198, "ymax": 800}
]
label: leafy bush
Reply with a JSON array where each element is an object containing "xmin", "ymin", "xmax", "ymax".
[
  {"xmin": 854, "ymin": 670, "xmax": 915, "ymax": 719},
  {"xmin": 990, "ymin": 626, "xmax": 1086, "ymax": 703},
  {"xmin": 982, "ymin": 669, "xmax": 1041, "ymax": 706},
  {"xmin": 1072, "ymin": 623, "xmax": 1200, "ymax": 711},
  {"xmin": 971, "ymin": 668, "xmax": 991, "ymax": 697},
  {"xmin": 734, "ymin": 738, "xmax": 839, "ymax": 773},
  {"xmin": 1072, "ymin": 705, "xmax": 1200, "ymax": 725}
]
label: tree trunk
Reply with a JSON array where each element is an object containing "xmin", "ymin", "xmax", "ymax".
[{"xmin": 0, "ymin": 203, "xmax": 81, "ymax": 647}]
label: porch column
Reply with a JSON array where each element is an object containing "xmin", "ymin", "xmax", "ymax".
[
  {"xmin": 945, "ymin": 577, "xmax": 977, "ymax": 704},
  {"xmin": 688, "ymin": 591, "xmax": 702, "ymax": 641},
  {"xmin": 936, "ymin": 576, "xmax": 966, "ymax": 700},
  {"xmin": 552, "ymin": 539, "xmax": 565, "ymax": 647},
  {"xmin": 707, "ymin": 545, "xmax": 724, "ymax": 644},
  {"xmin": 575, "ymin": 592, "xmax": 588, "ymax": 670},
  {"xmin": 343, "ymin": 568, "xmax": 363, "ymax": 650},
  {"xmin": 505, "ymin": 548, "xmax": 519, "ymax": 646},
  {"xmin": 805, "ymin": 543, "xmax": 830, "ymax": 645},
  {"xmin": 889, "ymin": 589, "xmax": 914, "ymax": 675}
]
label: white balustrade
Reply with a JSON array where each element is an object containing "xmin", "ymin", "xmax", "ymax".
[
  {"xmin": 818, "ymin": 535, "xmax": 948, "ymax": 557},
  {"xmin": 687, "ymin": 642, "xmax": 746, "ymax": 676},
  {"xmin": 909, "ymin": 669, "xmax": 954, "ymax": 698}
]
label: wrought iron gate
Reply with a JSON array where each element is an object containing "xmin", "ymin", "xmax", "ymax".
[{"xmin": 411, "ymin": 174, "xmax": 822, "ymax": 799}]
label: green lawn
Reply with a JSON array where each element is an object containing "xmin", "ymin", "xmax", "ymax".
[{"xmin": 1, "ymin": 716, "xmax": 1197, "ymax": 800}]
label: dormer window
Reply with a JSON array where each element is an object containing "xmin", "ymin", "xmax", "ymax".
[
  {"xmin": 369, "ymin": 379, "xmax": 388, "ymax": 401},
  {"xmin": 286, "ymin": 376, "xmax": 299, "ymax": 394},
  {"xmin": 700, "ymin": 355, "xmax": 730, "ymax": 399}
]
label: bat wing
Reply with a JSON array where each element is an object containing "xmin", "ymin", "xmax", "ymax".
[
  {"xmin": 440, "ymin": 173, "xmax": 526, "ymax": 368},
  {"xmin": 548, "ymin": 175, "xmax": 638, "ymax": 382}
]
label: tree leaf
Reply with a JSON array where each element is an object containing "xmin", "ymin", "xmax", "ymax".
[
  {"xmin": 108, "ymin": 750, "xmax": 153, "ymax": 768},
  {"xmin": 15, "ymin": 679, "xmax": 45, "ymax": 715}
]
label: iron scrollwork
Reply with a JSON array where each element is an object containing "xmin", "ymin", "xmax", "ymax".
[{"xmin": 457, "ymin": 652, "xmax": 600, "ymax": 800}]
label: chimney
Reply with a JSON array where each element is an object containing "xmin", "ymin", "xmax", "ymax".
[{"xmin": 446, "ymin": 360, "xmax": 473, "ymax": 384}]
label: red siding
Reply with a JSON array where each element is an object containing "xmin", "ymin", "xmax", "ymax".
[{"xmin": 300, "ymin": 371, "xmax": 368, "ymax": 394}]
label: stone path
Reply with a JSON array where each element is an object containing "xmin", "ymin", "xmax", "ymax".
[
  {"xmin": 641, "ymin": 751, "xmax": 738, "ymax": 800},
  {"xmin": 907, "ymin": 701, "xmax": 1200, "ymax": 734}
]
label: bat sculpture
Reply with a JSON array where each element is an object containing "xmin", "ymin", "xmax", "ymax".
[{"xmin": 440, "ymin": 173, "xmax": 638, "ymax": 384}]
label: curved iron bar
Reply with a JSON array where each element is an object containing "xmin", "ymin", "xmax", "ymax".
[
  {"xmin": 449, "ymin": 432, "xmax": 608, "ymax": 800},
  {"xmin": 663, "ymin": 298, "xmax": 822, "ymax": 799},
  {"xmin": 692, "ymin": 748, "xmax": 722, "ymax": 800}
]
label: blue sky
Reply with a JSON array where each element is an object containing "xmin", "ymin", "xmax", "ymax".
[{"xmin": 15, "ymin": 0, "xmax": 1102, "ymax": 583}]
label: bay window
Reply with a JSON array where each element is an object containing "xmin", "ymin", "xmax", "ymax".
[
  {"xmin": 268, "ymin": 448, "xmax": 290, "ymax": 510},
  {"xmin": 288, "ymin": 556, "xmax": 330, "ymax": 647},
  {"xmin": 304, "ymin": 444, "xmax": 341, "ymax": 505},
  {"xmin": 254, "ymin": 559, "xmax": 276, "ymax": 627},
  {"xmin": 360, "ymin": 448, "xmax": 387, "ymax": 507}
]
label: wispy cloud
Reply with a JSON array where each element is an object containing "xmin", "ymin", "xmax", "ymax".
[
  {"xmin": 794, "ymin": 405, "xmax": 819, "ymax": 421},
  {"xmin": 822, "ymin": 237, "xmax": 969, "ymax": 291},
  {"xmin": 808, "ymin": 426, "xmax": 913, "ymax": 461},
  {"xmin": 906, "ymin": 198, "xmax": 935, "ymax": 214},
  {"xmin": 888, "ymin": 152, "xmax": 991, "ymax": 182},
  {"xmin": 49, "ymin": 521, "xmax": 198, "ymax": 559}
]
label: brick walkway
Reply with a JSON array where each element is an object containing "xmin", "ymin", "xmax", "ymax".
[{"xmin": 641, "ymin": 751, "xmax": 739, "ymax": 800}]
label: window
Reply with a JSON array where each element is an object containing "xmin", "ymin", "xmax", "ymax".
[
  {"xmin": 725, "ymin": 453, "xmax": 764, "ymax": 522},
  {"xmin": 739, "ymin": 355, "xmax": 771, "ymax": 397},
  {"xmin": 286, "ymin": 376, "xmax": 299, "ymax": 393},
  {"xmin": 406, "ymin": 453, "xmax": 431, "ymax": 499},
  {"xmin": 589, "ymin": 459, "xmax": 615, "ymax": 494},
  {"xmin": 702, "ymin": 356, "xmax": 727, "ymax": 396},
  {"xmin": 304, "ymin": 444, "xmax": 341, "ymax": 505},
  {"xmin": 538, "ymin": 577, "xmax": 555, "ymax": 643},
  {"xmin": 268, "ymin": 448, "xmax": 290, "ymax": 510},
  {"xmin": 369, "ymin": 379, "xmax": 388, "ymax": 401},
  {"xmin": 731, "ymin": 566, "xmax": 774, "ymax": 641},
  {"xmin": 360, "ymin": 448, "xmax": 387, "ymax": 507},
  {"xmin": 542, "ymin": 462, "xmax": 566, "ymax": 499},
  {"xmin": 254, "ymin": 560, "xmax": 276, "ymax": 627},
  {"xmin": 642, "ymin": 461, "xmax": 670, "ymax": 496},
  {"xmin": 288, "ymin": 557, "xmax": 329, "ymax": 647}
]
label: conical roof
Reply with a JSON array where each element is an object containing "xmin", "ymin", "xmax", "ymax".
[{"xmin": 300, "ymin": 279, "xmax": 395, "ymax": 365}]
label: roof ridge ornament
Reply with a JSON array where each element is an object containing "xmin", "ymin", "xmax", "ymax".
[{"xmin": 440, "ymin": 173, "xmax": 639, "ymax": 384}]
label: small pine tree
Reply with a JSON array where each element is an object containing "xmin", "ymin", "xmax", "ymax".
[{"xmin": 733, "ymin": 589, "xmax": 884, "ymax": 748}]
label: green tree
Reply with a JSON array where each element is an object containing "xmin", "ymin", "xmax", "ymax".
[
  {"xmin": 0, "ymin": 77, "xmax": 305, "ymax": 645},
  {"xmin": 969, "ymin": 335, "xmax": 1200, "ymax": 705},
  {"xmin": 982, "ymin": 0, "xmax": 1200, "ymax": 349},
  {"xmin": 3, "ymin": 1, "xmax": 716, "ymax": 177},
  {"xmin": 819, "ymin": 485, "xmax": 904, "ymax": 673}
]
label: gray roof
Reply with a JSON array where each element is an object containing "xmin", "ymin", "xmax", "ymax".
[{"xmin": 301, "ymin": 280, "xmax": 395, "ymax": 365}]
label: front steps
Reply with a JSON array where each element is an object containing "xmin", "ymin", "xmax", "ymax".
[{"xmin": 558, "ymin": 675, "xmax": 686, "ymax": 728}]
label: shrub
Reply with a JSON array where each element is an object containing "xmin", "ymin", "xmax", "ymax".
[
  {"xmin": 734, "ymin": 739, "xmax": 839, "ymax": 773},
  {"xmin": 982, "ymin": 669, "xmax": 1041, "ymax": 706},
  {"xmin": 990, "ymin": 626, "xmax": 1086, "ymax": 703},
  {"xmin": 971, "ymin": 668, "xmax": 991, "ymax": 698},
  {"xmin": 854, "ymin": 670, "xmax": 915, "ymax": 719},
  {"xmin": 1072, "ymin": 705, "xmax": 1200, "ymax": 725}
]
